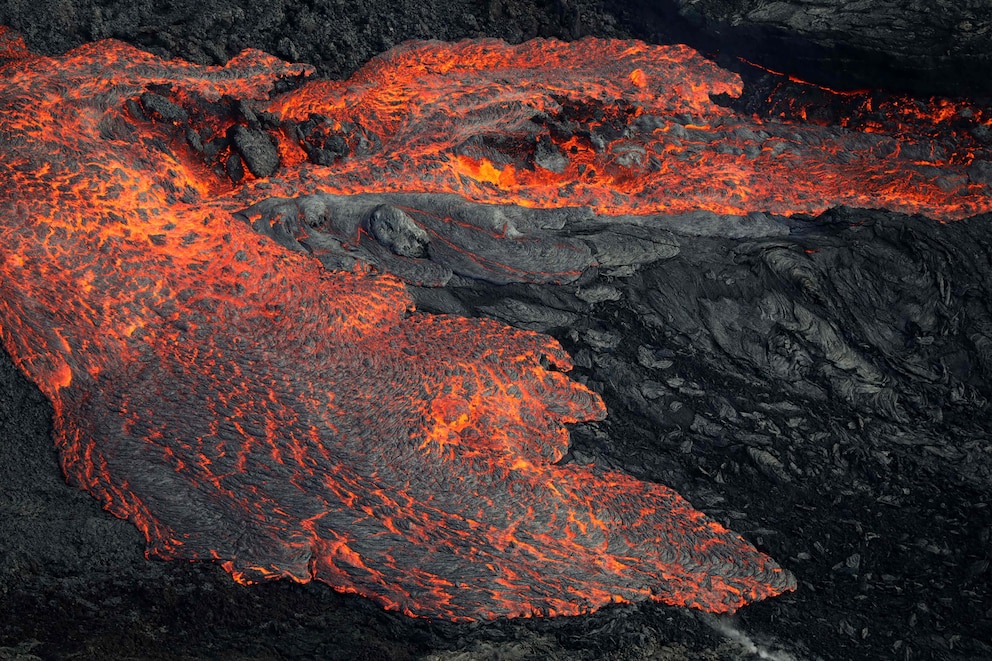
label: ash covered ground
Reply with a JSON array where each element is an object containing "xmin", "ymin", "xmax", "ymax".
[{"xmin": 2, "ymin": 2, "xmax": 992, "ymax": 660}]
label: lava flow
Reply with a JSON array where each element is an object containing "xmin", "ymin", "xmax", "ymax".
[
  {"xmin": 15, "ymin": 24, "xmax": 959, "ymax": 622},
  {"xmin": 255, "ymin": 38, "xmax": 992, "ymax": 219}
]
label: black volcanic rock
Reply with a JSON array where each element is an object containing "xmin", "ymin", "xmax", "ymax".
[
  {"xmin": 0, "ymin": 0, "xmax": 620, "ymax": 81},
  {"xmin": 616, "ymin": 0, "xmax": 992, "ymax": 96},
  {"xmin": 367, "ymin": 204, "xmax": 430, "ymax": 259},
  {"xmin": 3, "ymin": 2, "xmax": 992, "ymax": 659},
  {"xmin": 230, "ymin": 125, "xmax": 279, "ymax": 178},
  {"xmin": 225, "ymin": 150, "xmax": 245, "ymax": 183},
  {"xmin": 409, "ymin": 206, "xmax": 992, "ymax": 659},
  {"xmin": 5, "ymin": 203, "xmax": 992, "ymax": 659},
  {"xmin": 4, "ymin": 0, "xmax": 991, "ymax": 95},
  {"xmin": 139, "ymin": 91, "xmax": 188, "ymax": 124},
  {"xmin": 238, "ymin": 193, "xmax": 597, "ymax": 286}
]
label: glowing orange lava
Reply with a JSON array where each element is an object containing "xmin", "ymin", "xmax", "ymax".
[
  {"xmin": 251, "ymin": 38, "xmax": 991, "ymax": 219},
  {"xmin": 0, "ymin": 27, "xmax": 862, "ymax": 621}
]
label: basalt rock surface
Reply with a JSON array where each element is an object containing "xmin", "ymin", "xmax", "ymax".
[
  {"xmin": 3, "ymin": 202, "xmax": 992, "ymax": 659},
  {"xmin": 0, "ymin": 0, "xmax": 620, "ymax": 81},
  {"xmin": 2, "ymin": 4, "xmax": 992, "ymax": 661},
  {"xmin": 616, "ymin": 0, "xmax": 992, "ymax": 97},
  {"xmin": 0, "ymin": 29, "xmax": 810, "ymax": 649},
  {"xmin": 3, "ymin": 0, "xmax": 992, "ymax": 96}
]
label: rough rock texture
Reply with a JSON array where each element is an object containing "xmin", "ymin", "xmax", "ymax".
[
  {"xmin": 4, "ymin": 204, "xmax": 992, "ymax": 659},
  {"xmin": 3, "ymin": 0, "xmax": 992, "ymax": 95},
  {"xmin": 238, "ymin": 194, "xmax": 599, "ymax": 287},
  {"xmin": 617, "ymin": 0, "xmax": 992, "ymax": 96},
  {"xmin": 2, "ymin": 1, "xmax": 992, "ymax": 659},
  {"xmin": 412, "ymin": 206, "xmax": 992, "ymax": 660},
  {"xmin": 0, "ymin": 0, "xmax": 620, "ymax": 81}
]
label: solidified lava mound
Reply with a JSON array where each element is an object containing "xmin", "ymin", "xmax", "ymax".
[{"xmin": 0, "ymin": 27, "xmax": 800, "ymax": 620}]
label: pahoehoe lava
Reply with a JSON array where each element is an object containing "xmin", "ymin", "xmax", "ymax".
[{"xmin": 0, "ymin": 29, "xmax": 798, "ymax": 620}]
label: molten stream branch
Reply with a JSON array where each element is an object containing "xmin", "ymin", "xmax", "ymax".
[{"xmin": 20, "ymin": 25, "xmax": 986, "ymax": 620}]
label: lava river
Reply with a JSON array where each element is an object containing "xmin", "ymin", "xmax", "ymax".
[{"xmin": 9, "ymin": 25, "xmax": 986, "ymax": 620}]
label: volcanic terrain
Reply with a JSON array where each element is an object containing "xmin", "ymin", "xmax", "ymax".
[{"xmin": 1, "ymin": 3, "xmax": 991, "ymax": 660}]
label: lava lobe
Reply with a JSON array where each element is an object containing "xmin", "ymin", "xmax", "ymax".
[{"xmin": 0, "ymin": 28, "xmax": 807, "ymax": 620}]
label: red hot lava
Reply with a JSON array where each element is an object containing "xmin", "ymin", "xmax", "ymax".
[
  {"xmin": 256, "ymin": 38, "xmax": 992, "ymax": 219},
  {"xmin": 21, "ymin": 25, "xmax": 987, "ymax": 621}
]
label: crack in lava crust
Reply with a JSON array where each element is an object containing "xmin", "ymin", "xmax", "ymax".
[{"xmin": 0, "ymin": 28, "xmax": 796, "ymax": 619}]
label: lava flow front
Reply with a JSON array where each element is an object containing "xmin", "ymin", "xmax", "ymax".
[{"xmin": 25, "ymin": 23, "xmax": 989, "ymax": 621}]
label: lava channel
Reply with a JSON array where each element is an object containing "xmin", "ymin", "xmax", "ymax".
[{"xmin": 0, "ymin": 27, "xmax": 819, "ymax": 620}]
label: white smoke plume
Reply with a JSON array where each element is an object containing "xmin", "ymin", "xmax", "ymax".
[{"xmin": 703, "ymin": 613, "xmax": 803, "ymax": 661}]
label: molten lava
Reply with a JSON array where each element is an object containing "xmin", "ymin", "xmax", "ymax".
[
  {"xmin": 253, "ymin": 39, "xmax": 992, "ymax": 220},
  {"xmin": 20, "ymin": 25, "xmax": 992, "ymax": 621}
]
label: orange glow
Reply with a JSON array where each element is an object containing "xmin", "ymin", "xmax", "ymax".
[
  {"xmin": 255, "ymin": 38, "xmax": 992, "ymax": 219},
  {"xmin": 738, "ymin": 56, "xmax": 872, "ymax": 96},
  {"xmin": 0, "ymin": 27, "xmax": 857, "ymax": 622}
]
